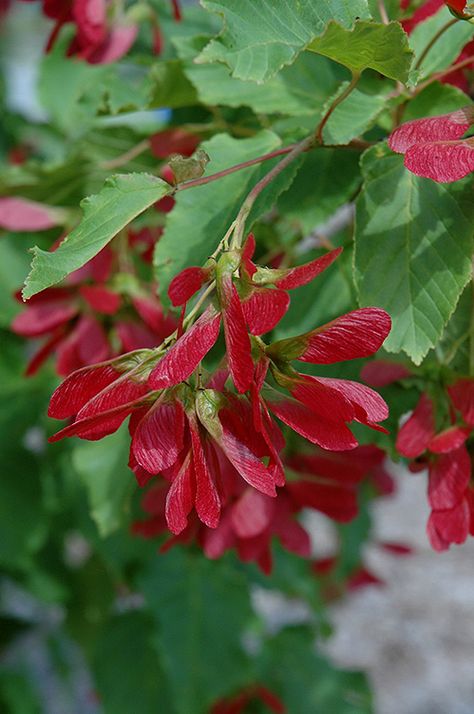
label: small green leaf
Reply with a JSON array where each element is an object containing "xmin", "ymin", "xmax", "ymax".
[
  {"xmin": 170, "ymin": 149, "xmax": 210, "ymax": 183},
  {"xmin": 197, "ymin": 0, "xmax": 371, "ymax": 83},
  {"xmin": 72, "ymin": 426, "xmax": 134, "ymax": 538},
  {"xmin": 307, "ymin": 21, "xmax": 413, "ymax": 82},
  {"xmin": 354, "ymin": 144, "xmax": 474, "ymax": 364},
  {"xmin": 23, "ymin": 173, "xmax": 171, "ymax": 299}
]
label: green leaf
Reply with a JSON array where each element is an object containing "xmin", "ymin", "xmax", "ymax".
[
  {"xmin": 307, "ymin": 21, "xmax": 413, "ymax": 82},
  {"xmin": 322, "ymin": 76, "xmax": 390, "ymax": 144},
  {"xmin": 403, "ymin": 82, "xmax": 472, "ymax": 122},
  {"xmin": 0, "ymin": 670, "xmax": 43, "ymax": 714},
  {"xmin": 354, "ymin": 144, "xmax": 474, "ymax": 364},
  {"xmin": 93, "ymin": 613, "xmax": 172, "ymax": 714},
  {"xmin": 409, "ymin": 5, "xmax": 474, "ymax": 79},
  {"xmin": 197, "ymin": 0, "xmax": 371, "ymax": 83},
  {"xmin": 258, "ymin": 627, "xmax": 373, "ymax": 714},
  {"xmin": 23, "ymin": 173, "xmax": 171, "ymax": 299},
  {"xmin": 182, "ymin": 43, "xmax": 345, "ymax": 116},
  {"xmin": 71, "ymin": 426, "xmax": 134, "ymax": 538},
  {"xmin": 0, "ymin": 336, "xmax": 52, "ymax": 569},
  {"xmin": 154, "ymin": 131, "xmax": 300, "ymax": 305},
  {"xmin": 97, "ymin": 64, "xmax": 154, "ymax": 115},
  {"xmin": 439, "ymin": 286, "xmax": 472, "ymax": 374},
  {"xmin": 149, "ymin": 60, "xmax": 199, "ymax": 109},
  {"xmin": 278, "ymin": 150, "xmax": 360, "ymax": 234},
  {"xmin": 39, "ymin": 40, "xmax": 108, "ymax": 135},
  {"xmin": 139, "ymin": 550, "xmax": 253, "ymax": 714},
  {"xmin": 0, "ymin": 235, "xmax": 36, "ymax": 325}
]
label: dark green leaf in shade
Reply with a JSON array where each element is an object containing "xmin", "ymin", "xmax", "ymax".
[
  {"xmin": 258, "ymin": 627, "xmax": 373, "ymax": 714},
  {"xmin": 402, "ymin": 82, "xmax": 472, "ymax": 122},
  {"xmin": 272, "ymin": 243, "xmax": 354, "ymax": 341},
  {"xmin": 139, "ymin": 550, "xmax": 253, "ymax": 714},
  {"xmin": 93, "ymin": 612, "xmax": 173, "ymax": 714},
  {"xmin": 149, "ymin": 60, "xmax": 199, "ymax": 109}
]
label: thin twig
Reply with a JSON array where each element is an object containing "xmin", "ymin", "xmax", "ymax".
[
  {"xmin": 177, "ymin": 145, "xmax": 298, "ymax": 191},
  {"xmin": 415, "ymin": 54, "xmax": 474, "ymax": 94},
  {"xmin": 414, "ymin": 17, "xmax": 458, "ymax": 71},
  {"xmin": 231, "ymin": 136, "xmax": 315, "ymax": 250},
  {"xmin": 183, "ymin": 280, "xmax": 217, "ymax": 328},
  {"xmin": 177, "ymin": 139, "xmax": 370, "ymax": 194},
  {"xmin": 377, "ymin": 0, "xmax": 390, "ymax": 25},
  {"xmin": 315, "ymin": 72, "xmax": 361, "ymax": 145},
  {"xmin": 99, "ymin": 139, "xmax": 150, "ymax": 170}
]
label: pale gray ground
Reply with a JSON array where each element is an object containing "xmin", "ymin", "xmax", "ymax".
[{"xmin": 316, "ymin": 468, "xmax": 474, "ymax": 714}]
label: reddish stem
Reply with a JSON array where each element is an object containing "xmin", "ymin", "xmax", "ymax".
[
  {"xmin": 171, "ymin": 0, "xmax": 182, "ymax": 21},
  {"xmin": 177, "ymin": 145, "xmax": 298, "ymax": 191}
]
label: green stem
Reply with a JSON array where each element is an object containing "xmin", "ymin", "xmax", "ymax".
[
  {"xmin": 178, "ymin": 139, "xmax": 370, "ymax": 194},
  {"xmin": 182, "ymin": 280, "xmax": 217, "ymax": 328}
]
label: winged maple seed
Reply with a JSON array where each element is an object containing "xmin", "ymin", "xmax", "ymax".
[
  {"xmin": 396, "ymin": 382, "xmax": 474, "ymax": 551},
  {"xmin": 389, "ymin": 106, "xmax": 474, "ymax": 182},
  {"xmin": 20, "ymin": 0, "xmax": 182, "ymax": 62},
  {"xmin": 47, "ymin": 235, "xmax": 391, "ymax": 546},
  {"xmin": 444, "ymin": 0, "xmax": 474, "ymax": 19},
  {"xmin": 363, "ymin": 361, "xmax": 474, "ymax": 551},
  {"xmin": 11, "ymin": 235, "xmax": 177, "ymax": 377}
]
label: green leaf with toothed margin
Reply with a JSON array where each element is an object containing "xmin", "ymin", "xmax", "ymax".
[
  {"xmin": 196, "ymin": 0, "xmax": 371, "ymax": 83},
  {"xmin": 354, "ymin": 144, "xmax": 474, "ymax": 364},
  {"xmin": 23, "ymin": 173, "xmax": 171, "ymax": 299},
  {"xmin": 307, "ymin": 21, "xmax": 413, "ymax": 82}
]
